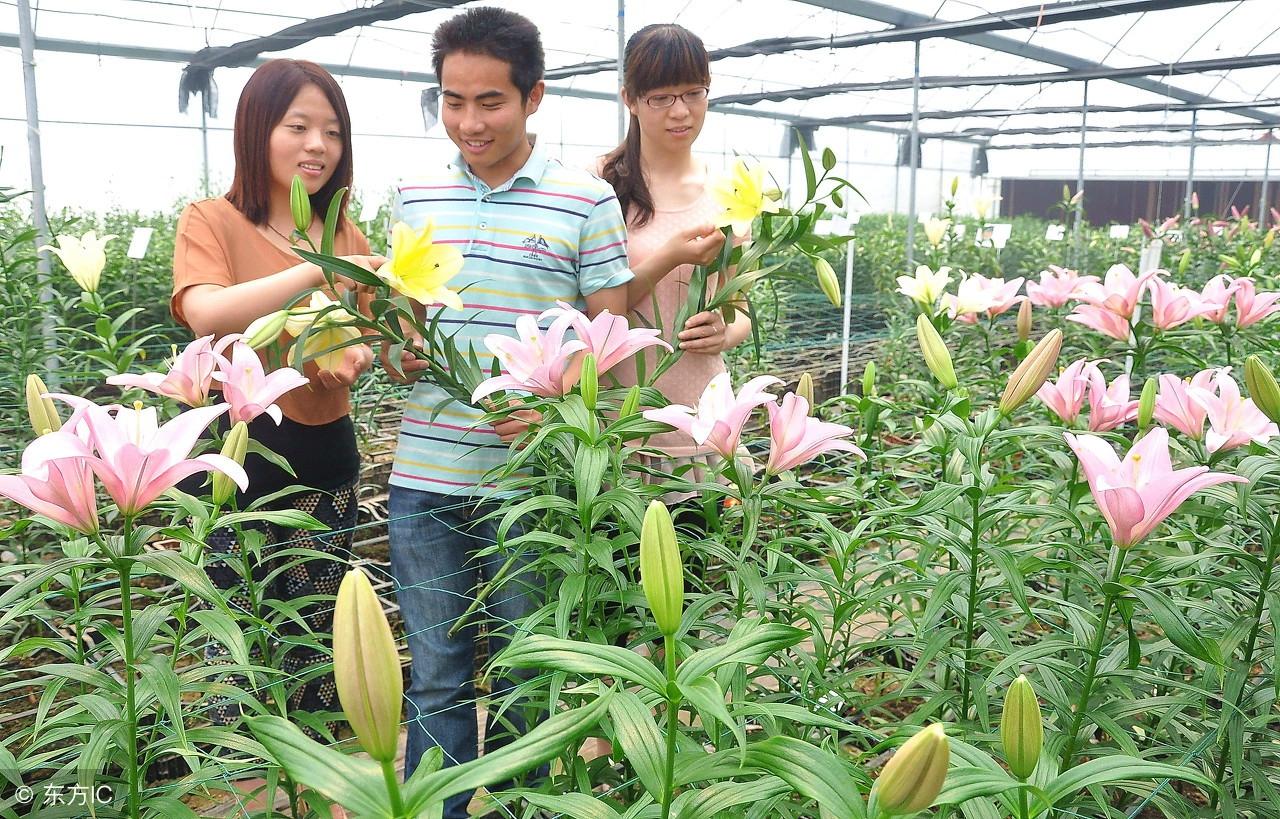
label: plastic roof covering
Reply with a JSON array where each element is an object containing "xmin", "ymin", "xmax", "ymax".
[{"xmin": 2, "ymin": 0, "xmax": 1278, "ymax": 215}]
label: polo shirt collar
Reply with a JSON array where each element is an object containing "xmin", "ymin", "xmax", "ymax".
[{"xmin": 452, "ymin": 135, "xmax": 547, "ymax": 193}]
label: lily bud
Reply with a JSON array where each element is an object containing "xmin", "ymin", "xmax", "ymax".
[
  {"xmin": 243, "ymin": 309, "xmax": 291, "ymax": 349},
  {"xmin": 579, "ymin": 353, "xmax": 598, "ymax": 411},
  {"xmin": 999, "ymin": 329, "xmax": 1063, "ymax": 416},
  {"xmin": 1245, "ymin": 355, "xmax": 1280, "ymax": 424},
  {"xmin": 640, "ymin": 500, "xmax": 683, "ymax": 636},
  {"xmin": 1001, "ymin": 675, "xmax": 1043, "ymax": 780},
  {"xmin": 814, "ymin": 256, "xmax": 842, "ymax": 308},
  {"xmin": 1070, "ymin": 190, "xmax": 1084, "ymax": 205},
  {"xmin": 25, "ymin": 374, "xmax": 61, "ymax": 436},
  {"xmin": 862, "ymin": 361, "xmax": 877, "ymax": 398},
  {"xmin": 796, "ymin": 372, "xmax": 814, "ymax": 408},
  {"xmin": 1266, "ymin": 228, "xmax": 1276, "ymax": 249},
  {"xmin": 1191, "ymin": 191, "xmax": 1199, "ymax": 211},
  {"xmin": 1250, "ymin": 247, "xmax": 1263, "ymax": 267},
  {"xmin": 620, "ymin": 385, "xmax": 642, "ymax": 419},
  {"xmin": 950, "ymin": 176, "xmax": 960, "ymax": 198},
  {"xmin": 916, "ymin": 314, "xmax": 958, "ymax": 390},
  {"xmin": 333, "ymin": 569, "xmax": 403, "ymax": 764},
  {"xmin": 1016, "ymin": 299, "xmax": 1032, "ymax": 342},
  {"xmin": 290, "ymin": 174, "xmax": 312, "ymax": 235},
  {"xmin": 1177, "ymin": 248, "xmax": 1192, "ymax": 275},
  {"xmin": 1137, "ymin": 376, "xmax": 1158, "ymax": 430},
  {"xmin": 875, "ymin": 724, "xmax": 950, "ymax": 816},
  {"xmin": 211, "ymin": 422, "xmax": 249, "ymax": 506},
  {"xmin": 1062, "ymin": 184, "xmax": 1071, "ymax": 202}
]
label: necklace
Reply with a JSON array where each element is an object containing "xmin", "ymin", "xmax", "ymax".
[{"xmin": 266, "ymin": 222, "xmax": 297, "ymax": 245}]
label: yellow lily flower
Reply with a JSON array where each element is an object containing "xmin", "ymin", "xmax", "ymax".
[
  {"xmin": 923, "ymin": 217, "xmax": 950, "ymax": 247},
  {"xmin": 284, "ymin": 292, "xmax": 363, "ymax": 372},
  {"xmin": 709, "ymin": 159, "xmax": 780, "ymax": 237},
  {"xmin": 41, "ymin": 231, "xmax": 116, "ymax": 293},
  {"xmin": 379, "ymin": 220, "xmax": 464, "ymax": 309}
]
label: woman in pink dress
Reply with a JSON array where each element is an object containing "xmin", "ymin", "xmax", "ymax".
[{"xmin": 599, "ymin": 24, "xmax": 753, "ymax": 513}]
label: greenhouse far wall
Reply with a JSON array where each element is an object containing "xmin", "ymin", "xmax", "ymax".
[{"xmin": 1000, "ymin": 177, "xmax": 1279, "ymax": 223}]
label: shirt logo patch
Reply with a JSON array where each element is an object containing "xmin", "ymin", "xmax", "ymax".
[{"xmin": 521, "ymin": 234, "xmax": 551, "ymax": 261}]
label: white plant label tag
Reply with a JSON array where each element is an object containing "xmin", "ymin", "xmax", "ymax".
[{"xmin": 126, "ymin": 227, "xmax": 153, "ymax": 259}]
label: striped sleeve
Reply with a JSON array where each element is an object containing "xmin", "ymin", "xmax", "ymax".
[{"xmin": 577, "ymin": 192, "xmax": 632, "ymax": 295}]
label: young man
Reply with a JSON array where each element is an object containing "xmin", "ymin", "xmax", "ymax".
[{"xmin": 382, "ymin": 7, "xmax": 631, "ymax": 817}]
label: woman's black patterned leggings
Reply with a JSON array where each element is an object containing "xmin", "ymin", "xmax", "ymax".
[{"xmin": 203, "ymin": 479, "xmax": 359, "ymax": 729}]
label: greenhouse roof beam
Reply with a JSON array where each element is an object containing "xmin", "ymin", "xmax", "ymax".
[
  {"xmin": 543, "ymin": 0, "xmax": 1220, "ymax": 80},
  {"xmin": 713, "ymin": 52, "xmax": 1280, "ymax": 104},
  {"xmin": 0, "ymin": 33, "xmax": 983, "ymax": 143},
  {"xmin": 993, "ymin": 137, "xmax": 1272, "ymax": 150},
  {"xmin": 794, "ymin": 0, "xmax": 1280, "ymax": 125},
  {"xmin": 804, "ymin": 97, "xmax": 1280, "ymax": 125},
  {"xmin": 969, "ymin": 121, "xmax": 1277, "ymax": 138}
]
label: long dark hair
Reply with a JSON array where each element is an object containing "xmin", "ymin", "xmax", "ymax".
[
  {"xmin": 226, "ymin": 59, "xmax": 353, "ymax": 232},
  {"xmin": 600, "ymin": 24, "xmax": 710, "ymax": 228}
]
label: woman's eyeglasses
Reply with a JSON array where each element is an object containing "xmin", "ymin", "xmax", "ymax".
[{"xmin": 644, "ymin": 87, "xmax": 710, "ymax": 109}]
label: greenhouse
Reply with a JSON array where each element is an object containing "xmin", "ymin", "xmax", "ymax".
[{"xmin": 2, "ymin": 1, "xmax": 1280, "ymax": 817}]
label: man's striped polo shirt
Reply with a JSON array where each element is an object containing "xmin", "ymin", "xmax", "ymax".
[{"xmin": 389, "ymin": 141, "xmax": 632, "ymax": 495}]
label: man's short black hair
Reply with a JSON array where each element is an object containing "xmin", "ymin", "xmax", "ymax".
[{"xmin": 432, "ymin": 7, "xmax": 545, "ymax": 100}]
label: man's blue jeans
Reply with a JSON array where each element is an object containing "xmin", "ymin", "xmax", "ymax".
[{"xmin": 388, "ymin": 485, "xmax": 536, "ymax": 819}]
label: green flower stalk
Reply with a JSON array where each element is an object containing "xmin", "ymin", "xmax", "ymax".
[
  {"xmin": 25, "ymin": 374, "xmax": 60, "ymax": 436},
  {"xmin": 1137, "ymin": 376, "xmax": 1158, "ymax": 431},
  {"xmin": 333, "ymin": 568, "xmax": 403, "ymax": 766},
  {"xmin": 1016, "ymin": 299, "xmax": 1032, "ymax": 343},
  {"xmin": 874, "ymin": 724, "xmax": 950, "ymax": 816},
  {"xmin": 1001, "ymin": 675, "xmax": 1043, "ymax": 781},
  {"xmin": 999, "ymin": 329, "xmax": 1063, "ymax": 415},
  {"xmin": 814, "ymin": 255, "xmax": 842, "ymax": 308},
  {"xmin": 796, "ymin": 372, "xmax": 814, "ymax": 408},
  {"xmin": 916, "ymin": 314, "xmax": 958, "ymax": 390},
  {"xmin": 640, "ymin": 500, "xmax": 683, "ymax": 636},
  {"xmin": 290, "ymin": 174, "xmax": 312, "ymax": 234},
  {"xmin": 1245, "ymin": 355, "xmax": 1280, "ymax": 424},
  {"xmin": 211, "ymin": 422, "xmax": 249, "ymax": 507},
  {"xmin": 579, "ymin": 353, "xmax": 598, "ymax": 411},
  {"xmin": 243, "ymin": 309, "xmax": 291, "ymax": 349}
]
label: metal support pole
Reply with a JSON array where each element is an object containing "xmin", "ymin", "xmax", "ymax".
[
  {"xmin": 839, "ymin": 233, "xmax": 855, "ymax": 395},
  {"xmin": 1260, "ymin": 138, "xmax": 1272, "ymax": 220},
  {"xmin": 17, "ymin": 0, "xmax": 58, "ymax": 385},
  {"xmin": 1072, "ymin": 81, "xmax": 1088, "ymax": 268},
  {"xmin": 200, "ymin": 102, "xmax": 210, "ymax": 198},
  {"xmin": 616, "ymin": 0, "xmax": 626, "ymax": 143},
  {"xmin": 905, "ymin": 40, "xmax": 921, "ymax": 269},
  {"xmin": 1184, "ymin": 110, "xmax": 1198, "ymax": 221}
]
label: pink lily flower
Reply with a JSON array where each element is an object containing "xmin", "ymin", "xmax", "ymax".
[
  {"xmin": 1067, "ymin": 304, "xmax": 1132, "ymax": 342},
  {"xmin": 211, "ymin": 340, "xmax": 310, "ymax": 424},
  {"xmin": 48, "ymin": 399, "xmax": 248, "ymax": 515},
  {"xmin": 1153, "ymin": 370, "xmax": 1218, "ymax": 440},
  {"xmin": 1025, "ymin": 266, "xmax": 1101, "ymax": 308},
  {"xmin": 1188, "ymin": 370, "xmax": 1280, "ymax": 453},
  {"xmin": 1231, "ymin": 278, "xmax": 1280, "ymax": 328},
  {"xmin": 107, "ymin": 334, "xmax": 236, "ymax": 407},
  {"xmin": 764, "ymin": 393, "xmax": 864, "ymax": 475},
  {"xmin": 1035, "ymin": 358, "xmax": 1102, "ymax": 424},
  {"xmin": 1270, "ymin": 206, "xmax": 1280, "ymax": 228},
  {"xmin": 1198, "ymin": 275, "xmax": 1238, "ymax": 324},
  {"xmin": 1148, "ymin": 276, "xmax": 1210, "ymax": 330},
  {"xmin": 0, "ymin": 429, "xmax": 99, "ymax": 533},
  {"xmin": 472, "ymin": 314, "xmax": 587, "ymax": 402},
  {"xmin": 945, "ymin": 273, "xmax": 1024, "ymax": 323},
  {"xmin": 540, "ymin": 301, "xmax": 672, "ymax": 377},
  {"xmin": 1086, "ymin": 370, "xmax": 1139, "ymax": 432},
  {"xmin": 1065, "ymin": 427, "xmax": 1245, "ymax": 548},
  {"xmin": 643, "ymin": 373, "xmax": 781, "ymax": 458},
  {"xmin": 1081, "ymin": 264, "xmax": 1157, "ymax": 319}
]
